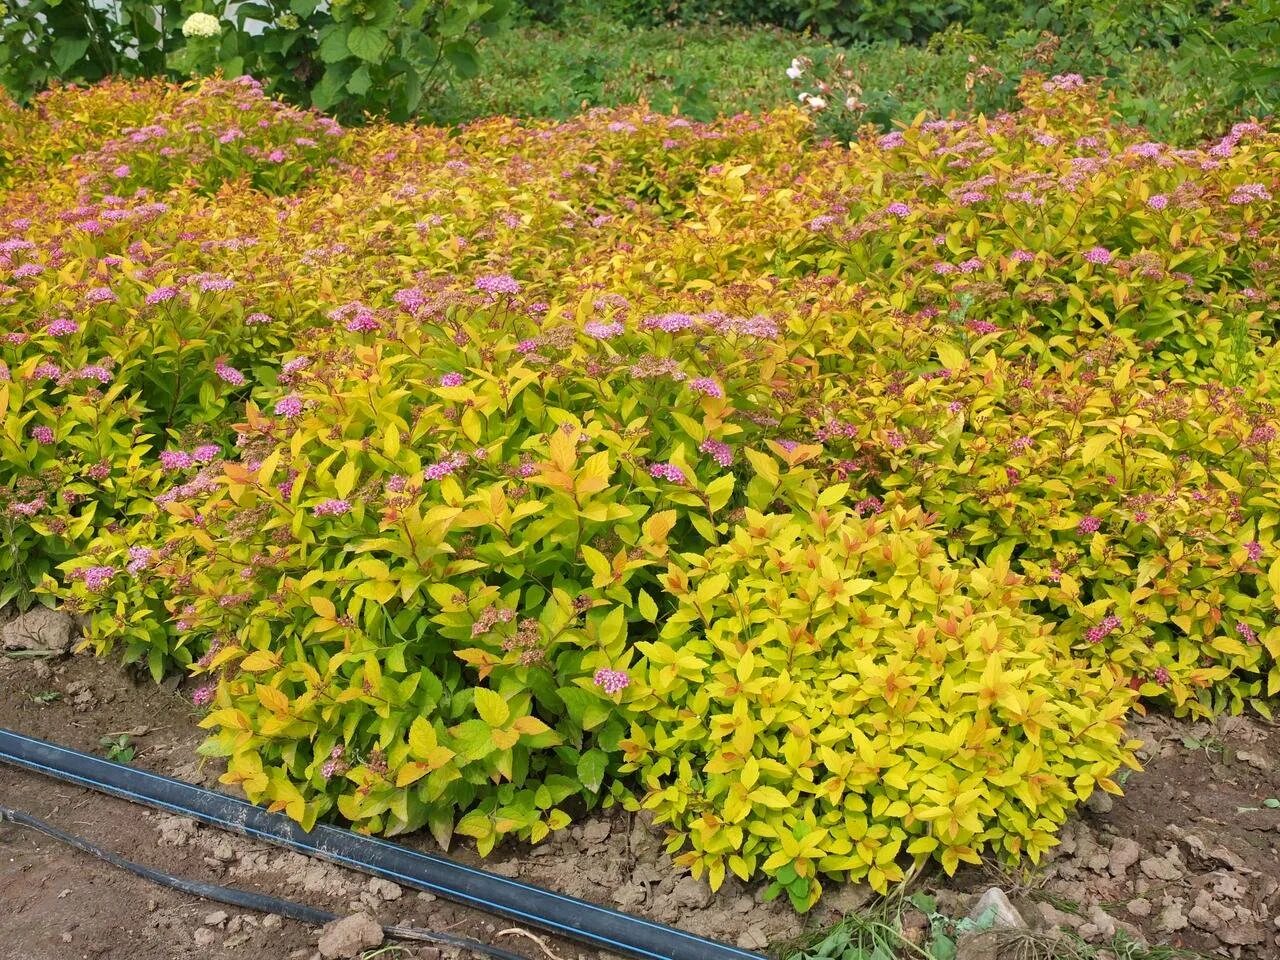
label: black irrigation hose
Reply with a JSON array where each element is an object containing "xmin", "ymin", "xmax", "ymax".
[
  {"xmin": 0, "ymin": 806, "xmax": 527, "ymax": 960},
  {"xmin": 0, "ymin": 729, "xmax": 767, "ymax": 960}
]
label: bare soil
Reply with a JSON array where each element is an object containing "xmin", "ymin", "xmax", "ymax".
[{"xmin": 3, "ymin": 652, "xmax": 1280, "ymax": 960}]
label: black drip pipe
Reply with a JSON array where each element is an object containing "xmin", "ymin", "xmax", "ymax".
[{"xmin": 0, "ymin": 728, "xmax": 766, "ymax": 960}]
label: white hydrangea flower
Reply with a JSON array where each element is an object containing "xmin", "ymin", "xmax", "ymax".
[{"xmin": 182, "ymin": 12, "xmax": 222, "ymax": 38}]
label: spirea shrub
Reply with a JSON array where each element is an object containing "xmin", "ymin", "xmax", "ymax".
[
  {"xmin": 5, "ymin": 73, "xmax": 1280, "ymax": 903},
  {"xmin": 619, "ymin": 504, "xmax": 1137, "ymax": 907}
]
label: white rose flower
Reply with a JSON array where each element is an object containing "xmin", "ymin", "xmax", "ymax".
[{"xmin": 181, "ymin": 12, "xmax": 222, "ymax": 38}]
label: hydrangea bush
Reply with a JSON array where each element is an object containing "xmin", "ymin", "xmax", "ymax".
[{"xmin": 3, "ymin": 72, "xmax": 1279, "ymax": 904}]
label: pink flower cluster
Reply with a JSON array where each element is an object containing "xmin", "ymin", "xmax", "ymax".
[
  {"xmin": 126, "ymin": 546, "xmax": 153, "ymax": 575},
  {"xmin": 689, "ymin": 377, "xmax": 723, "ymax": 398},
  {"xmin": 699, "ymin": 439, "xmax": 733, "ymax": 467},
  {"xmin": 1086, "ymin": 615, "xmax": 1121, "ymax": 643},
  {"xmin": 8, "ymin": 496, "xmax": 46, "ymax": 518},
  {"xmin": 79, "ymin": 565, "xmax": 116, "ymax": 592},
  {"xmin": 159, "ymin": 446, "xmax": 219, "ymax": 472},
  {"xmin": 215, "ymin": 361, "xmax": 246, "ymax": 386},
  {"xmin": 330, "ymin": 302, "xmax": 379, "ymax": 333},
  {"xmin": 275, "ymin": 394, "xmax": 303, "ymax": 418},
  {"xmin": 648, "ymin": 462, "xmax": 687, "ymax": 484},
  {"xmin": 1077, "ymin": 515, "xmax": 1102, "ymax": 535},
  {"xmin": 314, "ymin": 498, "xmax": 352, "ymax": 517},
  {"xmin": 425, "ymin": 452, "xmax": 468, "ymax": 481},
  {"xmin": 320, "ymin": 745, "xmax": 347, "ymax": 779},
  {"xmin": 476, "ymin": 274, "xmax": 521, "ymax": 296},
  {"xmin": 593, "ymin": 668, "xmax": 630, "ymax": 694},
  {"xmin": 1229, "ymin": 183, "xmax": 1272, "ymax": 205},
  {"xmin": 584, "ymin": 320, "xmax": 625, "ymax": 340}
]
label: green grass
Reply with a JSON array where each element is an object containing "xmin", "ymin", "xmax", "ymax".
[
  {"xmin": 425, "ymin": 5, "xmax": 1269, "ymax": 145},
  {"xmin": 426, "ymin": 13, "xmax": 831, "ymax": 125}
]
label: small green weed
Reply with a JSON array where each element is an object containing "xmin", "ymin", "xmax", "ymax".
[{"xmin": 99, "ymin": 735, "xmax": 135, "ymax": 764}]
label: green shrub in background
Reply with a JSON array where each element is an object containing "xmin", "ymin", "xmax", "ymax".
[{"xmin": 0, "ymin": 0, "xmax": 510, "ymax": 119}]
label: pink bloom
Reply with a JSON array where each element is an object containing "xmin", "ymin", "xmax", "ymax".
[
  {"xmin": 1085, "ymin": 614, "xmax": 1121, "ymax": 643},
  {"xmin": 593, "ymin": 668, "xmax": 630, "ymax": 695},
  {"xmin": 854, "ymin": 496, "xmax": 883, "ymax": 516},
  {"xmin": 8, "ymin": 496, "xmax": 46, "ymax": 518},
  {"xmin": 160, "ymin": 450, "xmax": 194, "ymax": 470},
  {"xmin": 346, "ymin": 313, "xmax": 379, "ymax": 334},
  {"xmin": 1077, "ymin": 515, "xmax": 1102, "ymax": 534},
  {"xmin": 314, "ymin": 498, "xmax": 352, "ymax": 517},
  {"xmin": 642, "ymin": 312, "xmax": 695, "ymax": 333},
  {"xmin": 112, "ymin": 164, "xmax": 131, "ymax": 178},
  {"xmin": 31, "ymin": 425, "xmax": 54, "ymax": 444},
  {"xmin": 648, "ymin": 462, "xmax": 687, "ymax": 484},
  {"xmin": 215, "ymin": 361, "xmax": 246, "ymax": 386},
  {"xmin": 81, "ymin": 565, "xmax": 115, "ymax": 592},
  {"xmin": 245, "ymin": 311, "xmax": 272, "ymax": 325},
  {"xmin": 86, "ymin": 287, "xmax": 117, "ymax": 303},
  {"xmin": 192, "ymin": 685, "xmax": 215, "ymax": 707},
  {"xmin": 440, "ymin": 372, "xmax": 465, "ymax": 387},
  {"xmin": 1147, "ymin": 194, "xmax": 1168, "ymax": 211},
  {"xmin": 126, "ymin": 546, "xmax": 153, "ymax": 574},
  {"xmin": 584, "ymin": 320, "xmax": 625, "ymax": 340},
  {"xmin": 1083, "ymin": 246, "xmax": 1113, "ymax": 265},
  {"xmin": 689, "ymin": 377, "xmax": 723, "ymax": 399},
  {"xmin": 274, "ymin": 394, "xmax": 303, "ymax": 418},
  {"xmin": 424, "ymin": 452, "xmax": 468, "ymax": 481},
  {"xmin": 191, "ymin": 272, "xmax": 236, "ymax": 292},
  {"xmin": 192, "ymin": 444, "xmax": 220, "ymax": 462},
  {"xmin": 45, "ymin": 318, "xmax": 79, "ymax": 337},
  {"xmin": 280, "ymin": 355, "xmax": 312, "ymax": 380},
  {"xmin": 475, "ymin": 274, "xmax": 521, "ymax": 296},
  {"xmin": 76, "ymin": 365, "xmax": 112, "ymax": 383},
  {"xmin": 146, "ymin": 286, "xmax": 179, "ymax": 305},
  {"xmin": 885, "ymin": 202, "xmax": 910, "ymax": 217},
  {"xmin": 1246, "ymin": 540, "xmax": 1263, "ymax": 562},
  {"xmin": 699, "ymin": 439, "xmax": 733, "ymax": 467}
]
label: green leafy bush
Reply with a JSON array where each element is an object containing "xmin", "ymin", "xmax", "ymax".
[
  {"xmin": 620, "ymin": 504, "xmax": 1136, "ymax": 906},
  {"xmin": 0, "ymin": 0, "xmax": 510, "ymax": 120}
]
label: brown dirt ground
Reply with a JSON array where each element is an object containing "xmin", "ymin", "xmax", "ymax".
[{"xmin": 3, "ymin": 651, "xmax": 1280, "ymax": 960}]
